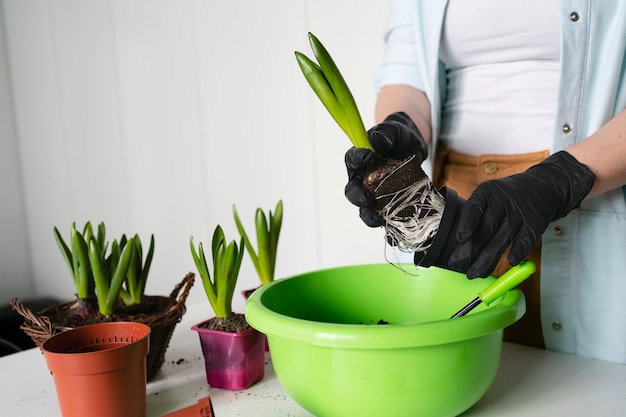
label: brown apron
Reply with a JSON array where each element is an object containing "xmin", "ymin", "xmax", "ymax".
[{"xmin": 433, "ymin": 145, "xmax": 550, "ymax": 349}]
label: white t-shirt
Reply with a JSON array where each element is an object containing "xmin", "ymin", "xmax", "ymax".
[{"xmin": 439, "ymin": 0, "xmax": 560, "ymax": 156}]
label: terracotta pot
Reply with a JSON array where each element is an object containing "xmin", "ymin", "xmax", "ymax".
[
  {"xmin": 12, "ymin": 272, "xmax": 194, "ymax": 382},
  {"xmin": 42, "ymin": 322, "xmax": 151, "ymax": 417},
  {"xmin": 191, "ymin": 318, "xmax": 265, "ymax": 390}
]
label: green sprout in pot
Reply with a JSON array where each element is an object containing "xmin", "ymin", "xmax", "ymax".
[
  {"xmin": 233, "ymin": 200, "xmax": 283, "ymax": 289},
  {"xmin": 190, "ymin": 225, "xmax": 248, "ymax": 332},
  {"xmin": 54, "ymin": 221, "xmax": 136, "ymax": 317}
]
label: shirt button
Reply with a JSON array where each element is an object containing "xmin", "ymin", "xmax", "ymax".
[
  {"xmin": 570, "ymin": 12, "xmax": 579, "ymax": 22},
  {"xmin": 562, "ymin": 124, "xmax": 572, "ymax": 133},
  {"xmin": 553, "ymin": 225, "xmax": 564, "ymax": 235},
  {"xmin": 483, "ymin": 161, "xmax": 498, "ymax": 175},
  {"xmin": 552, "ymin": 322, "xmax": 563, "ymax": 331}
]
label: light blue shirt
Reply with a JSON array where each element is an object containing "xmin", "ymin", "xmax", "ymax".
[{"xmin": 375, "ymin": 0, "xmax": 626, "ymax": 363}]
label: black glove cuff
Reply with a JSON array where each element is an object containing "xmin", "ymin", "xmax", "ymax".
[{"xmin": 530, "ymin": 151, "xmax": 596, "ymax": 220}]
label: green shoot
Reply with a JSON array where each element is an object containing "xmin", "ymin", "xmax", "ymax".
[
  {"xmin": 233, "ymin": 200, "xmax": 283, "ymax": 286},
  {"xmin": 295, "ymin": 32, "xmax": 372, "ymax": 150},
  {"xmin": 53, "ymin": 221, "xmax": 152, "ymax": 317},
  {"xmin": 53, "ymin": 221, "xmax": 106, "ymax": 299},
  {"xmin": 123, "ymin": 233, "xmax": 155, "ymax": 305},
  {"xmin": 190, "ymin": 226, "xmax": 244, "ymax": 319},
  {"xmin": 89, "ymin": 235, "xmax": 135, "ymax": 316}
]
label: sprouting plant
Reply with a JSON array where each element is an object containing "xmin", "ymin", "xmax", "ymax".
[
  {"xmin": 295, "ymin": 32, "xmax": 372, "ymax": 150},
  {"xmin": 233, "ymin": 200, "xmax": 283, "ymax": 286},
  {"xmin": 190, "ymin": 226, "xmax": 244, "ymax": 319},
  {"xmin": 54, "ymin": 221, "xmax": 101, "ymax": 301},
  {"xmin": 120, "ymin": 233, "xmax": 155, "ymax": 305},
  {"xmin": 88, "ymin": 234, "xmax": 135, "ymax": 316},
  {"xmin": 295, "ymin": 32, "xmax": 445, "ymax": 257},
  {"xmin": 53, "ymin": 221, "xmax": 137, "ymax": 317}
]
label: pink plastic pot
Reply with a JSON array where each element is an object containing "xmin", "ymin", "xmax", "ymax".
[
  {"xmin": 242, "ymin": 287, "xmax": 269, "ymax": 351},
  {"xmin": 191, "ymin": 318, "xmax": 265, "ymax": 390}
]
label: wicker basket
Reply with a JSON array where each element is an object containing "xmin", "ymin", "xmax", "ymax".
[{"xmin": 10, "ymin": 272, "xmax": 195, "ymax": 382}]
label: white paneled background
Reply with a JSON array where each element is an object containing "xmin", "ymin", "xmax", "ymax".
[{"xmin": 0, "ymin": 0, "xmax": 396, "ymax": 313}]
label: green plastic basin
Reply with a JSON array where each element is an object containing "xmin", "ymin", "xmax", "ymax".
[{"xmin": 245, "ymin": 263, "xmax": 525, "ymax": 417}]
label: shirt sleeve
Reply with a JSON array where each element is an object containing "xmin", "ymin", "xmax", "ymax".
[{"xmin": 374, "ymin": 0, "xmax": 428, "ymax": 94}]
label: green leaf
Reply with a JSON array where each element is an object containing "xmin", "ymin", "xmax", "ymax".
[
  {"xmin": 119, "ymin": 288, "xmax": 134, "ymax": 306},
  {"xmin": 233, "ymin": 204, "xmax": 259, "ymax": 265},
  {"xmin": 125, "ymin": 238, "xmax": 140, "ymax": 303},
  {"xmin": 295, "ymin": 33, "xmax": 372, "ymax": 150},
  {"xmin": 212, "ymin": 241, "xmax": 225, "ymax": 315},
  {"xmin": 190, "ymin": 236, "xmax": 219, "ymax": 316},
  {"xmin": 295, "ymin": 52, "xmax": 348, "ymax": 137},
  {"xmin": 109, "ymin": 240, "xmax": 121, "ymax": 279},
  {"xmin": 71, "ymin": 227, "xmax": 92, "ymax": 299},
  {"xmin": 138, "ymin": 234, "xmax": 154, "ymax": 300},
  {"xmin": 211, "ymin": 226, "xmax": 226, "ymax": 260},
  {"xmin": 308, "ymin": 32, "xmax": 371, "ymax": 149},
  {"xmin": 82, "ymin": 222, "xmax": 94, "ymax": 243},
  {"xmin": 95, "ymin": 222, "xmax": 106, "ymax": 254},
  {"xmin": 89, "ymin": 238, "xmax": 109, "ymax": 314},
  {"xmin": 255, "ymin": 208, "xmax": 271, "ymax": 284},
  {"xmin": 53, "ymin": 226, "xmax": 75, "ymax": 282},
  {"xmin": 118, "ymin": 233, "xmax": 155, "ymax": 305},
  {"xmin": 269, "ymin": 200, "xmax": 283, "ymax": 278},
  {"xmin": 233, "ymin": 201, "xmax": 283, "ymax": 285},
  {"xmin": 103, "ymin": 237, "xmax": 134, "ymax": 316},
  {"xmin": 190, "ymin": 226, "xmax": 242, "ymax": 319}
]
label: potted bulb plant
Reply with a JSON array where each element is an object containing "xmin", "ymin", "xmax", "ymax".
[
  {"xmin": 10, "ymin": 221, "xmax": 194, "ymax": 381},
  {"xmin": 233, "ymin": 200, "xmax": 283, "ymax": 351},
  {"xmin": 232, "ymin": 200, "xmax": 283, "ymax": 299},
  {"xmin": 190, "ymin": 225, "xmax": 265, "ymax": 390}
]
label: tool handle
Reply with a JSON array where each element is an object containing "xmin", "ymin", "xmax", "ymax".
[{"xmin": 478, "ymin": 260, "xmax": 536, "ymax": 306}]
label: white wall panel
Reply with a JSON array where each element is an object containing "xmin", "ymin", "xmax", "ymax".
[
  {"xmin": 4, "ymin": 0, "xmax": 91, "ymax": 299},
  {"xmin": 108, "ymin": 0, "xmax": 210, "ymax": 304},
  {"xmin": 0, "ymin": 0, "xmax": 33, "ymax": 303},
  {"xmin": 189, "ymin": 0, "xmax": 320, "ymax": 310},
  {"xmin": 305, "ymin": 0, "xmax": 390, "ymax": 267},
  {"xmin": 1, "ymin": 0, "xmax": 391, "ymax": 312}
]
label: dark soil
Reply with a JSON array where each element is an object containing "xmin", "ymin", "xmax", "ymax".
[
  {"xmin": 363, "ymin": 154, "xmax": 431, "ymax": 217},
  {"xmin": 36, "ymin": 295, "xmax": 174, "ymax": 329},
  {"xmin": 196, "ymin": 313, "xmax": 251, "ymax": 333},
  {"xmin": 359, "ymin": 319, "xmax": 389, "ymax": 325}
]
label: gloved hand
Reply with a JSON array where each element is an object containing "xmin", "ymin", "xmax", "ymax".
[
  {"xmin": 344, "ymin": 111, "xmax": 428, "ymax": 227},
  {"xmin": 447, "ymin": 151, "xmax": 596, "ymax": 278}
]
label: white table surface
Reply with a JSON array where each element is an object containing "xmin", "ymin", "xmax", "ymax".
[{"xmin": 1, "ymin": 301, "xmax": 625, "ymax": 416}]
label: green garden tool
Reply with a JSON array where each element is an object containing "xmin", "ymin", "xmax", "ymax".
[{"xmin": 451, "ymin": 260, "xmax": 536, "ymax": 318}]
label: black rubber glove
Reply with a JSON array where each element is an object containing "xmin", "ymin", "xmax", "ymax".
[
  {"xmin": 344, "ymin": 111, "xmax": 428, "ymax": 227},
  {"xmin": 447, "ymin": 151, "xmax": 596, "ymax": 278}
]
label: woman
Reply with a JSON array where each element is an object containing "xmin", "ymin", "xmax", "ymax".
[{"xmin": 345, "ymin": 0, "xmax": 626, "ymax": 363}]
